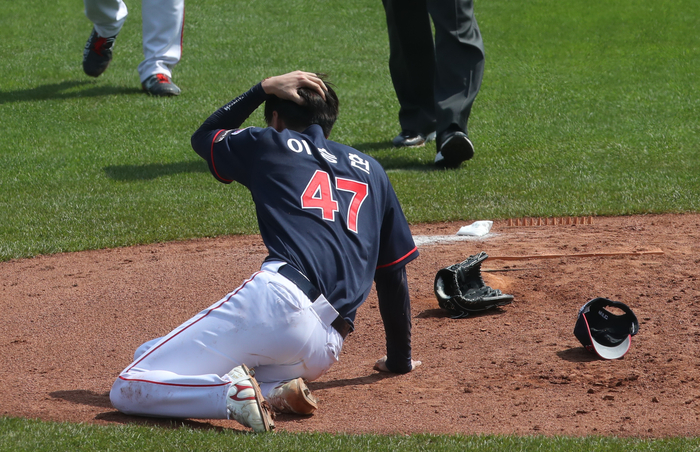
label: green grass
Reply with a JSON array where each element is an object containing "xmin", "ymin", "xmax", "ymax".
[
  {"xmin": 2, "ymin": 417, "xmax": 700, "ymax": 452},
  {"xmin": 1, "ymin": 0, "xmax": 699, "ymax": 449},
  {"xmin": 1, "ymin": 0, "xmax": 697, "ymax": 261}
]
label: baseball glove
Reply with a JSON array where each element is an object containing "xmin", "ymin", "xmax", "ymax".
[{"xmin": 434, "ymin": 251, "xmax": 514, "ymax": 319}]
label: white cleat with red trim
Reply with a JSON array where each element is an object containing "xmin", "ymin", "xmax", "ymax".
[{"xmin": 226, "ymin": 364, "xmax": 275, "ymax": 432}]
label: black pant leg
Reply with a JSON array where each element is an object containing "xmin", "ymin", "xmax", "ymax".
[
  {"xmin": 382, "ymin": 0, "xmax": 437, "ymax": 135},
  {"xmin": 429, "ymin": 0, "xmax": 485, "ymax": 138}
]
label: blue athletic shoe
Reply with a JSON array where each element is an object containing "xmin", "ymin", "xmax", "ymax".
[
  {"xmin": 83, "ymin": 28, "xmax": 117, "ymax": 77},
  {"xmin": 142, "ymin": 74, "xmax": 181, "ymax": 97}
]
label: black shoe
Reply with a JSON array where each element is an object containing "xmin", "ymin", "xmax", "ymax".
[
  {"xmin": 142, "ymin": 74, "xmax": 181, "ymax": 96},
  {"xmin": 391, "ymin": 130, "xmax": 436, "ymax": 148},
  {"xmin": 83, "ymin": 28, "xmax": 117, "ymax": 77},
  {"xmin": 434, "ymin": 131, "xmax": 474, "ymax": 169}
]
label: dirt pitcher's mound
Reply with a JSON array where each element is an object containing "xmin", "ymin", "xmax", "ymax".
[{"xmin": 1, "ymin": 214, "xmax": 699, "ymax": 437}]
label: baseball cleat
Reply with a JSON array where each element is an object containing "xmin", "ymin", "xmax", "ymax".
[
  {"xmin": 83, "ymin": 28, "xmax": 117, "ymax": 77},
  {"xmin": 142, "ymin": 74, "xmax": 181, "ymax": 97},
  {"xmin": 391, "ymin": 130, "xmax": 436, "ymax": 148},
  {"xmin": 266, "ymin": 378, "xmax": 319, "ymax": 415},
  {"xmin": 434, "ymin": 131, "xmax": 474, "ymax": 169},
  {"xmin": 226, "ymin": 364, "xmax": 275, "ymax": 432}
]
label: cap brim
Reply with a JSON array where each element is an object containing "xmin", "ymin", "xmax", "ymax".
[
  {"xmin": 590, "ymin": 334, "xmax": 631, "ymax": 359},
  {"xmin": 583, "ymin": 314, "xmax": 632, "ymax": 359}
]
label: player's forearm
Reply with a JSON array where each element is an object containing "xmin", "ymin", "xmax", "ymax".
[
  {"xmin": 190, "ymin": 82, "xmax": 268, "ymax": 159},
  {"xmin": 204, "ymin": 82, "xmax": 268, "ymax": 130},
  {"xmin": 375, "ymin": 266, "xmax": 413, "ymax": 374}
]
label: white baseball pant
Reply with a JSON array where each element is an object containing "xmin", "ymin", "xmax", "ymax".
[
  {"xmin": 83, "ymin": 0, "xmax": 184, "ymax": 82},
  {"xmin": 110, "ymin": 261, "xmax": 344, "ymax": 419}
]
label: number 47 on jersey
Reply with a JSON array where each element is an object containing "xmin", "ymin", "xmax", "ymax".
[{"xmin": 301, "ymin": 170, "xmax": 368, "ymax": 234}]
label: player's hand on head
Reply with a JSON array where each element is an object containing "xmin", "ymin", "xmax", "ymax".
[
  {"xmin": 373, "ymin": 355, "xmax": 421, "ymax": 373},
  {"xmin": 261, "ymin": 71, "xmax": 327, "ymax": 104}
]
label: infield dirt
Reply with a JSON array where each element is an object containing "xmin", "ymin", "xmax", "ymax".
[{"xmin": 2, "ymin": 213, "xmax": 699, "ymax": 437}]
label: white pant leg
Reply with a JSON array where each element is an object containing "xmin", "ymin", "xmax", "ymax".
[
  {"xmin": 133, "ymin": 337, "xmax": 161, "ymax": 361},
  {"xmin": 137, "ymin": 0, "xmax": 184, "ymax": 81},
  {"xmin": 84, "ymin": 0, "xmax": 129, "ymax": 37},
  {"xmin": 131, "ymin": 335, "xmax": 342, "ymax": 400},
  {"xmin": 110, "ymin": 262, "xmax": 342, "ymax": 419}
]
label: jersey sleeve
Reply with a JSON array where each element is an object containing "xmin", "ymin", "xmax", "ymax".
[
  {"xmin": 374, "ymin": 178, "xmax": 417, "ymax": 373},
  {"xmin": 375, "ymin": 182, "xmax": 418, "ymax": 273},
  {"xmin": 191, "ymin": 82, "xmax": 269, "ymax": 183}
]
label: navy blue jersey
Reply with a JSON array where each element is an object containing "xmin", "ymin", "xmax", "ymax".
[{"xmin": 192, "ymin": 84, "xmax": 418, "ymax": 326}]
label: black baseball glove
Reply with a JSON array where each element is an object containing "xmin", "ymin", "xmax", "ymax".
[{"xmin": 434, "ymin": 251, "xmax": 514, "ymax": 318}]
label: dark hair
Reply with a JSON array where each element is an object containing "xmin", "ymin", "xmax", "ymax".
[{"xmin": 264, "ymin": 76, "xmax": 339, "ymax": 138}]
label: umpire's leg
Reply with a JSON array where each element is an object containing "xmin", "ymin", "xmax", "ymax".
[
  {"xmin": 382, "ymin": 0, "xmax": 437, "ymax": 136},
  {"xmin": 430, "ymin": 0, "xmax": 485, "ymax": 139}
]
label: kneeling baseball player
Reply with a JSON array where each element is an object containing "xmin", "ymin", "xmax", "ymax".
[{"xmin": 109, "ymin": 71, "xmax": 421, "ymax": 432}]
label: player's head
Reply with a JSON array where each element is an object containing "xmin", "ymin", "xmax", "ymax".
[{"xmin": 264, "ymin": 75, "xmax": 339, "ymax": 138}]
